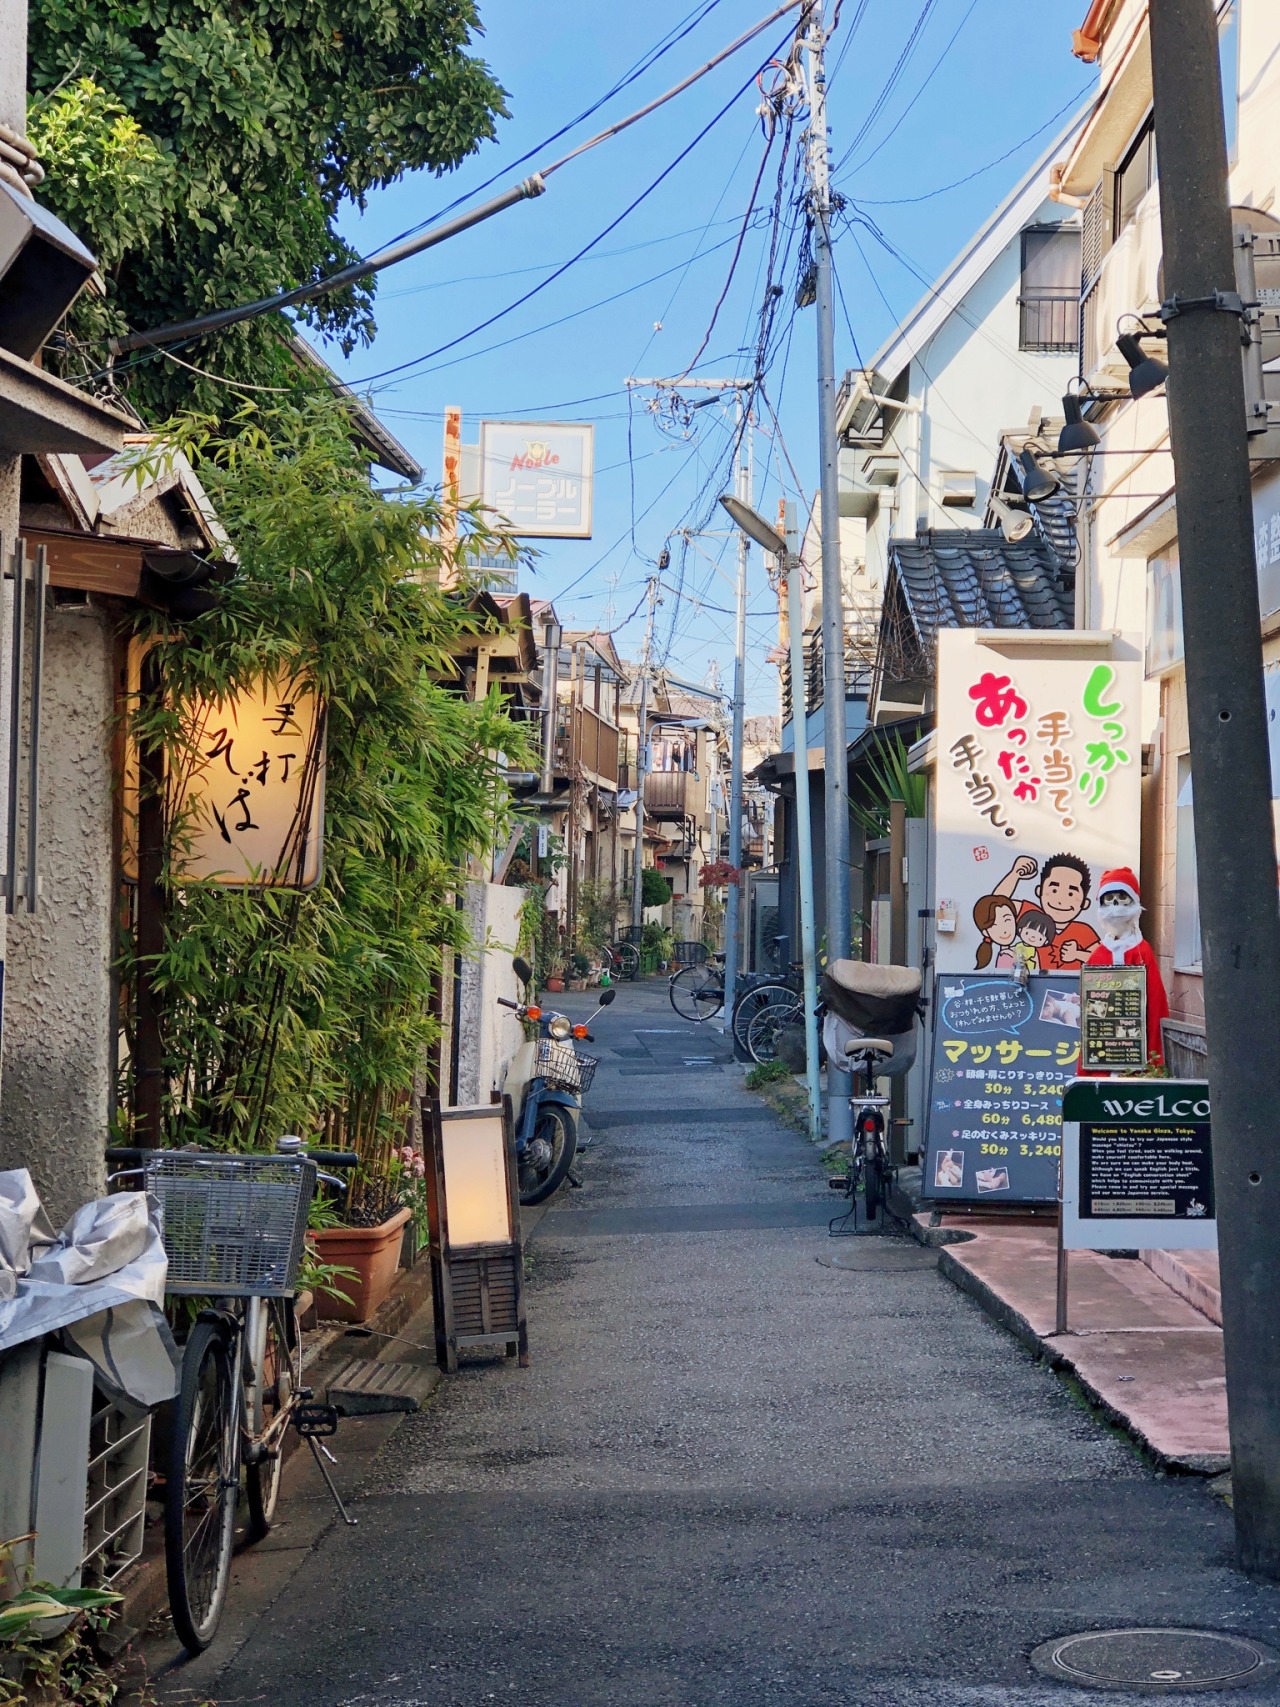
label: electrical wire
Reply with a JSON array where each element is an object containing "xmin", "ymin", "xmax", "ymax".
[
  {"xmin": 843, "ymin": 0, "xmax": 980, "ymax": 176},
  {"xmin": 832, "ymin": 0, "xmax": 942, "ymax": 176}
]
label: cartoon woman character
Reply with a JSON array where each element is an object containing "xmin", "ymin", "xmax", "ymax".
[
  {"xmin": 972, "ymin": 894, "xmax": 1019, "ymax": 971},
  {"xmin": 1013, "ymin": 908, "xmax": 1057, "ymax": 981}
]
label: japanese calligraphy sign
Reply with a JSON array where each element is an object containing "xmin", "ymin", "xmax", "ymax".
[
  {"xmin": 1061, "ymin": 1078, "xmax": 1216, "ymax": 1251},
  {"xmin": 935, "ymin": 631, "xmax": 1143, "ymax": 974},
  {"xmin": 172, "ymin": 676, "xmax": 325, "ymax": 887},
  {"xmin": 479, "ymin": 421, "xmax": 594, "ymax": 538},
  {"xmin": 922, "ymin": 972, "xmax": 1081, "ymax": 1205}
]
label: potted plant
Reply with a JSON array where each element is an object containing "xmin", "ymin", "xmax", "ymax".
[
  {"xmin": 390, "ymin": 1144, "xmax": 430, "ymax": 1267},
  {"xmin": 570, "ymin": 950, "xmax": 591, "ymax": 991},
  {"xmin": 311, "ymin": 1102, "xmax": 414, "ymax": 1323},
  {"xmin": 545, "ymin": 960, "xmax": 566, "ymax": 993}
]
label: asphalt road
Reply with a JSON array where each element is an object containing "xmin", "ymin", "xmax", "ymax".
[{"xmin": 154, "ymin": 978, "xmax": 1280, "ymax": 1706}]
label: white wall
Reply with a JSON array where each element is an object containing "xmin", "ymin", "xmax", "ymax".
[{"xmin": 454, "ymin": 881, "xmax": 525, "ymax": 1107}]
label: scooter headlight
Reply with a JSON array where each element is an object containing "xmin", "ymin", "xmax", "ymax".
[{"xmin": 548, "ymin": 1015, "xmax": 573, "ymax": 1041}]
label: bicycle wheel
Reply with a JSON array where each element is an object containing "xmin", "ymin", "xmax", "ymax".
[
  {"xmin": 245, "ymin": 1296, "xmax": 300, "ymax": 1542},
  {"xmin": 747, "ymin": 996, "xmax": 803, "ymax": 1064},
  {"xmin": 860, "ymin": 1126, "xmax": 885, "ymax": 1224},
  {"xmin": 518, "ymin": 1103, "xmax": 578, "ymax": 1205},
  {"xmin": 732, "ymin": 979, "xmax": 797, "ymax": 1056},
  {"xmin": 669, "ymin": 964, "xmax": 723, "ymax": 1022},
  {"xmin": 613, "ymin": 941, "xmax": 640, "ymax": 981},
  {"xmin": 166, "ymin": 1318, "xmax": 240, "ymax": 1654}
]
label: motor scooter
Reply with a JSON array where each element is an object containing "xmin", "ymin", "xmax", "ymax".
[{"xmin": 499, "ymin": 955, "xmax": 616, "ymax": 1204}]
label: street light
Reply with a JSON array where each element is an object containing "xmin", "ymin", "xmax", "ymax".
[
  {"xmin": 990, "ymin": 495, "xmax": 1035, "ymax": 543},
  {"xmin": 719, "ymin": 494, "xmax": 821, "ymax": 1144},
  {"xmin": 718, "ymin": 493, "xmax": 786, "ymax": 558}
]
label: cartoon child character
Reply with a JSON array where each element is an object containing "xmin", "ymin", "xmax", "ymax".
[
  {"xmin": 1013, "ymin": 908, "xmax": 1057, "ymax": 980},
  {"xmin": 972, "ymin": 893, "xmax": 1019, "ymax": 971},
  {"xmin": 992, "ymin": 852, "xmax": 1099, "ymax": 968}
]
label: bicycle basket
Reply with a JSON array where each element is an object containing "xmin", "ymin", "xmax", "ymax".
[
  {"xmin": 145, "ymin": 1152, "xmax": 316, "ymax": 1297},
  {"xmin": 535, "ymin": 1038, "xmax": 596, "ymax": 1095},
  {"xmin": 822, "ymin": 959, "xmax": 921, "ymax": 1035}
]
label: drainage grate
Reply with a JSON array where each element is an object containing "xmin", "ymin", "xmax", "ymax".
[{"xmin": 1030, "ymin": 1629, "xmax": 1280, "ymax": 1692}]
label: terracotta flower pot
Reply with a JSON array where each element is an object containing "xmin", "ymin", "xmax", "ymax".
[
  {"xmin": 546, "ymin": 975, "xmax": 565, "ymax": 992},
  {"xmin": 312, "ymin": 1207, "xmax": 411, "ymax": 1323}
]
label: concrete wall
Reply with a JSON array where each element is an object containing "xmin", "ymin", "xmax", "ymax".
[
  {"xmin": 0, "ymin": 603, "xmax": 116, "ymax": 1224},
  {"xmin": 454, "ymin": 881, "xmax": 524, "ymax": 1108}
]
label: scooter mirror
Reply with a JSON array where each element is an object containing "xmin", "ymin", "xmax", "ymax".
[
  {"xmin": 599, "ymin": 987, "xmax": 617, "ymax": 1007},
  {"xmin": 512, "ymin": 955, "xmax": 533, "ymax": 987}
]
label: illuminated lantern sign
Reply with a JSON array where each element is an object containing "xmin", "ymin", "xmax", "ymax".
[
  {"xmin": 172, "ymin": 675, "xmax": 325, "ymax": 888},
  {"xmin": 478, "ymin": 420, "xmax": 594, "ymax": 538},
  {"xmin": 934, "ymin": 632, "xmax": 1143, "ymax": 975}
]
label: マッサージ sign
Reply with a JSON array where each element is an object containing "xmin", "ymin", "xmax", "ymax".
[
  {"xmin": 1061, "ymin": 1078, "xmax": 1216, "ymax": 1251},
  {"xmin": 922, "ymin": 972, "xmax": 1082, "ymax": 1206}
]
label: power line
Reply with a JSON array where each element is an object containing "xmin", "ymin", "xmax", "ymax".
[
  {"xmin": 844, "ymin": 0, "xmax": 980, "ymax": 175},
  {"xmin": 832, "ymin": 0, "xmax": 942, "ymax": 176}
]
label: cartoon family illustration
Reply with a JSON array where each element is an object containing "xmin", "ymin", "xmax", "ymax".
[{"xmin": 972, "ymin": 852, "xmax": 1100, "ymax": 974}]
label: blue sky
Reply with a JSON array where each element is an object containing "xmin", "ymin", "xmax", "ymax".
[{"xmin": 326, "ymin": 0, "xmax": 1093, "ymax": 713}]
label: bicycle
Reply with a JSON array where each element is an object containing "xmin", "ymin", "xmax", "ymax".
[
  {"xmin": 745, "ymin": 993, "xmax": 804, "ymax": 1064},
  {"xmin": 828, "ymin": 1037, "xmax": 897, "ymax": 1232},
  {"xmin": 730, "ymin": 969, "xmax": 802, "ymax": 1057},
  {"xmin": 107, "ymin": 1138, "xmax": 358, "ymax": 1653},
  {"xmin": 604, "ymin": 939, "xmax": 641, "ymax": 982},
  {"xmin": 669, "ymin": 952, "xmax": 725, "ymax": 1021}
]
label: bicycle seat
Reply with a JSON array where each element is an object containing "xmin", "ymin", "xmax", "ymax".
[{"xmin": 845, "ymin": 1036, "xmax": 896, "ymax": 1060}]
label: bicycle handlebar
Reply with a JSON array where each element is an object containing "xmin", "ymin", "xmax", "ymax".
[
  {"xmin": 105, "ymin": 1145, "xmax": 359, "ymax": 1169},
  {"xmin": 497, "ymin": 996, "xmax": 521, "ymax": 1010}
]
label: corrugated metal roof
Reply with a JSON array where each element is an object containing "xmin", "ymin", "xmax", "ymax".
[{"xmin": 888, "ymin": 528, "xmax": 1073, "ymax": 646}]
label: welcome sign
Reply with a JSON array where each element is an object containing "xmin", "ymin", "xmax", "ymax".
[{"xmin": 1061, "ymin": 1079, "xmax": 1216, "ymax": 1251}]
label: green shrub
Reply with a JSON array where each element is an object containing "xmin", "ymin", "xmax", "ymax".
[
  {"xmin": 745, "ymin": 1059, "xmax": 792, "ymax": 1089},
  {"xmin": 641, "ymin": 867, "xmax": 672, "ymax": 908}
]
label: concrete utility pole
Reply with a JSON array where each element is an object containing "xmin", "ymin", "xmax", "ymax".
[
  {"xmin": 803, "ymin": 1, "xmax": 852, "ymax": 1146},
  {"xmin": 1148, "ymin": 0, "xmax": 1280, "ymax": 1579},
  {"xmin": 626, "ymin": 376, "xmax": 754, "ymax": 1012},
  {"xmin": 631, "ymin": 575, "xmax": 658, "ymax": 938}
]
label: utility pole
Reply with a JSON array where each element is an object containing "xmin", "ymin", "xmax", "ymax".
[
  {"xmin": 626, "ymin": 376, "xmax": 754, "ymax": 1015},
  {"xmin": 631, "ymin": 575, "xmax": 658, "ymax": 939},
  {"xmin": 783, "ymin": 506, "xmax": 822, "ymax": 1141},
  {"xmin": 1148, "ymin": 0, "xmax": 1280, "ymax": 1579},
  {"xmin": 803, "ymin": 2, "xmax": 852, "ymax": 1146}
]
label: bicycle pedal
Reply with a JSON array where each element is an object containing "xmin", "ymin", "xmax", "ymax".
[{"xmin": 294, "ymin": 1402, "xmax": 340, "ymax": 1438}]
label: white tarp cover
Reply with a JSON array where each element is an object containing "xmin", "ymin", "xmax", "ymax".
[{"xmin": 0, "ymin": 1172, "xmax": 179, "ymax": 1407}]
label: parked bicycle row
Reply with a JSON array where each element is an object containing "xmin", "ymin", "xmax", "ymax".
[{"xmin": 668, "ymin": 945, "xmax": 809, "ymax": 1065}]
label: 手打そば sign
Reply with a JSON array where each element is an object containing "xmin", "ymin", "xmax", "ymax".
[
  {"xmin": 934, "ymin": 632, "xmax": 1143, "ymax": 975},
  {"xmin": 922, "ymin": 972, "xmax": 1081, "ymax": 1206},
  {"xmin": 1080, "ymin": 963, "xmax": 1148, "ymax": 1073},
  {"xmin": 172, "ymin": 676, "xmax": 325, "ymax": 888},
  {"xmin": 1061, "ymin": 1078, "xmax": 1216, "ymax": 1250},
  {"xmin": 479, "ymin": 421, "xmax": 594, "ymax": 539}
]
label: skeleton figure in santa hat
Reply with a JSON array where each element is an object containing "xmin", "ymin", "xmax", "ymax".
[{"xmin": 1084, "ymin": 867, "xmax": 1169, "ymax": 1068}]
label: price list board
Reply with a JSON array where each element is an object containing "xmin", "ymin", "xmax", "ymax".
[
  {"xmin": 1080, "ymin": 963, "xmax": 1147, "ymax": 1073},
  {"xmin": 922, "ymin": 973, "xmax": 1081, "ymax": 1206},
  {"xmin": 1062, "ymin": 1079, "xmax": 1216, "ymax": 1251}
]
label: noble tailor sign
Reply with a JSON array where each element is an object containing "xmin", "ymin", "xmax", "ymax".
[
  {"xmin": 478, "ymin": 421, "xmax": 594, "ymax": 538},
  {"xmin": 1061, "ymin": 1079, "xmax": 1216, "ymax": 1251},
  {"xmin": 922, "ymin": 972, "xmax": 1082, "ymax": 1206},
  {"xmin": 934, "ymin": 631, "xmax": 1143, "ymax": 975}
]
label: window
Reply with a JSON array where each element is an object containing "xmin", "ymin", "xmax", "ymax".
[
  {"xmin": 1115, "ymin": 117, "xmax": 1157, "ymax": 236},
  {"xmin": 1220, "ymin": 0, "xmax": 1239, "ymax": 163},
  {"xmin": 1174, "ymin": 759, "xmax": 1202, "ymax": 971},
  {"xmin": 1019, "ymin": 227, "xmax": 1081, "ymax": 352}
]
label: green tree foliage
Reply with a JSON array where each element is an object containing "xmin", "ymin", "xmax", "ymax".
[
  {"xmin": 121, "ymin": 399, "xmax": 527, "ymax": 1183},
  {"xmin": 27, "ymin": 0, "xmax": 507, "ymax": 416},
  {"xmin": 641, "ymin": 867, "xmax": 672, "ymax": 909}
]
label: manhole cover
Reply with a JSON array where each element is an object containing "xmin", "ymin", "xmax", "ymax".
[
  {"xmin": 1030, "ymin": 1629, "xmax": 1280, "ymax": 1692},
  {"xmin": 816, "ymin": 1249, "xmax": 935, "ymax": 1272}
]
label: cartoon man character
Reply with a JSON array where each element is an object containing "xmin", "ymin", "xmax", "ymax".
[{"xmin": 992, "ymin": 852, "xmax": 1099, "ymax": 968}]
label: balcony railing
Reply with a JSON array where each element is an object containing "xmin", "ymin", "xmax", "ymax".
[
  {"xmin": 645, "ymin": 769, "xmax": 698, "ymax": 821},
  {"xmin": 1018, "ymin": 290, "xmax": 1078, "ymax": 354},
  {"xmin": 781, "ymin": 633, "xmax": 873, "ymax": 720},
  {"xmin": 556, "ymin": 703, "xmax": 620, "ymax": 786}
]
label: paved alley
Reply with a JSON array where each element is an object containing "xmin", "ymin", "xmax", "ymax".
[{"xmin": 157, "ymin": 980, "xmax": 1280, "ymax": 1706}]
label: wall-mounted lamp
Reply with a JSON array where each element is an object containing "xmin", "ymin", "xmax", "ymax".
[
  {"xmin": 1117, "ymin": 330, "xmax": 1169, "ymax": 400},
  {"xmin": 990, "ymin": 496, "xmax": 1034, "ymax": 544},
  {"xmin": 1057, "ymin": 385, "xmax": 1101, "ymax": 455},
  {"xmin": 1017, "ymin": 445, "xmax": 1061, "ymax": 503},
  {"xmin": 422, "ymin": 1096, "xmax": 529, "ymax": 1372}
]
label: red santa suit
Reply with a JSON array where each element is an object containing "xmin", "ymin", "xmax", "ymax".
[{"xmin": 1083, "ymin": 867, "xmax": 1169, "ymax": 1069}]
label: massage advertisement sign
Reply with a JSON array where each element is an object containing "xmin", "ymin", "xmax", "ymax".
[{"xmin": 934, "ymin": 631, "xmax": 1143, "ymax": 975}]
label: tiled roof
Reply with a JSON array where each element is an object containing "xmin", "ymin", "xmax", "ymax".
[{"xmin": 887, "ymin": 528, "xmax": 1073, "ymax": 647}]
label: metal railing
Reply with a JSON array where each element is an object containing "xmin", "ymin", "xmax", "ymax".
[{"xmin": 1018, "ymin": 290, "xmax": 1079, "ymax": 353}]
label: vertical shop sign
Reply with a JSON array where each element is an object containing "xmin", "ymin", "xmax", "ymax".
[
  {"xmin": 172, "ymin": 676, "xmax": 325, "ymax": 887},
  {"xmin": 934, "ymin": 632, "xmax": 1143, "ymax": 974}
]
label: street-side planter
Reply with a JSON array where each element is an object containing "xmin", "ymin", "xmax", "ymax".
[
  {"xmin": 313, "ymin": 1207, "xmax": 411, "ymax": 1322},
  {"xmin": 545, "ymin": 974, "xmax": 566, "ymax": 993}
]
